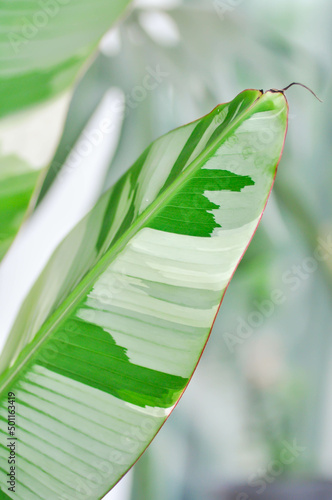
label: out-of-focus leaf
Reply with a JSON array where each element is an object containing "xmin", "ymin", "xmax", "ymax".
[
  {"xmin": 0, "ymin": 0, "xmax": 132, "ymax": 118},
  {"xmin": 0, "ymin": 160, "xmax": 40, "ymax": 261},
  {"xmin": 0, "ymin": 0, "xmax": 132, "ymax": 262}
]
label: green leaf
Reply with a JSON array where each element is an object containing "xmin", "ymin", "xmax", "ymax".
[
  {"xmin": 0, "ymin": 0, "xmax": 132, "ymax": 262},
  {"xmin": 0, "ymin": 159, "xmax": 40, "ymax": 261},
  {"xmin": 0, "ymin": 89, "xmax": 288, "ymax": 499},
  {"xmin": 0, "ymin": 0, "xmax": 132, "ymax": 119}
]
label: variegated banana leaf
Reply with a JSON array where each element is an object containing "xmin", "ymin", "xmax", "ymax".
[
  {"xmin": 0, "ymin": 89, "xmax": 288, "ymax": 499},
  {"xmin": 0, "ymin": 0, "xmax": 132, "ymax": 262}
]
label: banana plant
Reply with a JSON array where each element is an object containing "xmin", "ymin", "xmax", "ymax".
[
  {"xmin": 0, "ymin": 88, "xmax": 288, "ymax": 499},
  {"xmin": 0, "ymin": 0, "xmax": 132, "ymax": 262}
]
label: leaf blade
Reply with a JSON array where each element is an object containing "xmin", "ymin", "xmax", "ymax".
[{"xmin": 0, "ymin": 89, "xmax": 288, "ymax": 499}]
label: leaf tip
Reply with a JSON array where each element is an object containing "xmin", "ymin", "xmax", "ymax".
[{"xmin": 265, "ymin": 83, "xmax": 323, "ymax": 103}]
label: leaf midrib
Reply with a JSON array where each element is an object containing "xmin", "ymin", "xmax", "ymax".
[{"xmin": 0, "ymin": 90, "xmax": 264, "ymax": 393}]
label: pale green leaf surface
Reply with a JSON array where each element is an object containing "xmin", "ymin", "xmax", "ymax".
[
  {"xmin": 0, "ymin": 90, "xmax": 288, "ymax": 499},
  {"xmin": 0, "ymin": 0, "xmax": 132, "ymax": 262}
]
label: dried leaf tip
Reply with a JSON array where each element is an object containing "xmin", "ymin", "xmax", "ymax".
[{"xmin": 267, "ymin": 82, "xmax": 322, "ymax": 102}]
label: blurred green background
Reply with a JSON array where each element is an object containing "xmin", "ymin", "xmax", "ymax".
[{"xmin": 46, "ymin": 0, "xmax": 332, "ymax": 498}]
